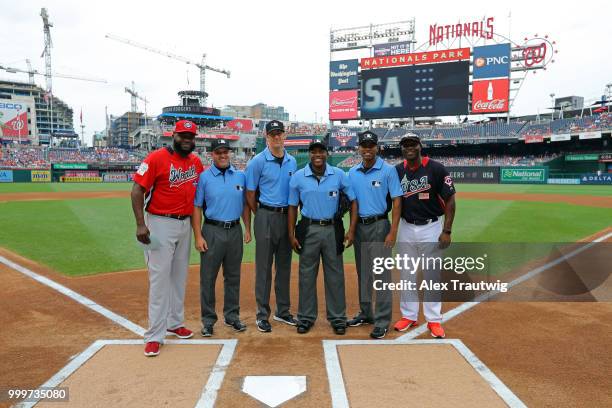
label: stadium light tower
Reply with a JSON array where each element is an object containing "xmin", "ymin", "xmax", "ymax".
[
  {"xmin": 105, "ymin": 33, "xmax": 230, "ymax": 105},
  {"xmin": 549, "ymin": 93, "xmax": 556, "ymax": 119}
]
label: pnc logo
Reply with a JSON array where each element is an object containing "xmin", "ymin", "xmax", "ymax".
[{"xmin": 475, "ymin": 56, "xmax": 508, "ymax": 68}]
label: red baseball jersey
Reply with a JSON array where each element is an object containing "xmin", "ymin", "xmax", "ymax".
[{"xmin": 133, "ymin": 147, "xmax": 204, "ymax": 216}]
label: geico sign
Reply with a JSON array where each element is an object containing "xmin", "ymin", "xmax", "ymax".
[
  {"xmin": 0, "ymin": 103, "xmax": 24, "ymax": 110},
  {"xmin": 474, "ymin": 56, "xmax": 508, "ymax": 67},
  {"xmin": 363, "ymin": 77, "xmax": 402, "ymax": 109}
]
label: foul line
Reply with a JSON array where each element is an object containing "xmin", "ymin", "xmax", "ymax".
[
  {"xmin": 15, "ymin": 339, "xmax": 237, "ymax": 408},
  {"xmin": 396, "ymin": 231, "xmax": 612, "ymax": 341},
  {"xmin": 323, "ymin": 339, "xmax": 526, "ymax": 408},
  {"xmin": 0, "ymin": 256, "xmax": 146, "ymax": 337}
]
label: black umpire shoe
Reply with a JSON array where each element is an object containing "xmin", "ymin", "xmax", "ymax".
[
  {"xmin": 332, "ymin": 324, "xmax": 346, "ymax": 335},
  {"xmin": 256, "ymin": 319, "xmax": 272, "ymax": 333},
  {"xmin": 201, "ymin": 325, "xmax": 214, "ymax": 337},
  {"xmin": 347, "ymin": 313, "xmax": 374, "ymax": 327},
  {"xmin": 273, "ymin": 313, "xmax": 298, "ymax": 326},
  {"xmin": 370, "ymin": 327, "xmax": 388, "ymax": 339},
  {"xmin": 224, "ymin": 319, "xmax": 247, "ymax": 332},
  {"xmin": 297, "ymin": 321, "xmax": 313, "ymax": 334}
]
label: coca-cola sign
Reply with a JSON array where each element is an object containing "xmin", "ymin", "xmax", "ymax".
[{"xmin": 471, "ymin": 78, "xmax": 509, "ymax": 113}]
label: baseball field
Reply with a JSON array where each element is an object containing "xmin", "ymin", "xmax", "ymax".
[{"xmin": 1, "ymin": 182, "xmax": 611, "ymax": 407}]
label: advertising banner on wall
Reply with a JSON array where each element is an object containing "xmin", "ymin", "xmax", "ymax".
[
  {"xmin": 103, "ymin": 173, "xmax": 129, "ymax": 182},
  {"xmin": 329, "ymin": 90, "xmax": 359, "ymax": 120},
  {"xmin": 0, "ymin": 99, "xmax": 29, "ymax": 140},
  {"xmin": 551, "ymin": 133, "xmax": 571, "ymax": 142},
  {"xmin": 360, "ymin": 47, "xmax": 470, "ymax": 70},
  {"xmin": 360, "ymin": 61, "xmax": 469, "ymax": 119},
  {"xmin": 447, "ymin": 166, "xmax": 499, "ymax": 183},
  {"xmin": 578, "ymin": 131, "xmax": 601, "ymax": 140},
  {"xmin": 500, "ymin": 167, "xmax": 548, "ymax": 184},
  {"xmin": 0, "ymin": 170, "xmax": 14, "ymax": 182},
  {"xmin": 472, "ymin": 43, "xmax": 511, "ymax": 79},
  {"xmin": 31, "ymin": 170, "xmax": 51, "ymax": 182},
  {"xmin": 471, "ymin": 78, "xmax": 510, "ymax": 113},
  {"xmin": 373, "ymin": 41, "xmax": 412, "ymax": 56},
  {"xmin": 580, "ymin": 173, "xmax": 612, "ymax": 185},
  {"xmin": 524, "ymin": 134, "xmax": 545, "ymax": 144},
  {"xmin": 330, "ymin": 59, "xmax": 359, "ymax": 90},
  {"xmin": 226, "ymin": 119, "xmax": 254, "ymax": 133}
]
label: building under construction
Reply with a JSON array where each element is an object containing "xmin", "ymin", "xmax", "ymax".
[{"xmin": 0, "ymin": 79, "xmax": 76, "ymax": 145}]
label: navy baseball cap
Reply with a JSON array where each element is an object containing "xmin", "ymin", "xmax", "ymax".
[
  {"xmin": 400, "ymin": 132, "xmax": 421, "ymax": 146},
  {"xmin": 308, "ymin": 140, "xmax": 328, "ymax": 151},
  {"xmin": 211, "ymin": 139, "xmax": 232, "ymax": 151},
  {"xmin": 265, "ymin": 120, "xmax": 285, "ymax": 134},
  {"xmin": 358, "ymin": 130, "xmax": 378, "ymax": 145}
]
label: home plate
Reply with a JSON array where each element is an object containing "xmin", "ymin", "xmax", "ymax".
[{"xmin": 242, "ymin": 376, "xmax": 307, "ymax": 407}]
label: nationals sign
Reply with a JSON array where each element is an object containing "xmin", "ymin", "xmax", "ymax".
[
  {"xmin": 329, "ymin": 90, "xmax": 359, "ymax": 120},
  {"xmin": 471, "ymin": 79, "xmax": 509, "ymax": 113},
  {"xmin": 361, "ymin": 48, "xmax": 470, "ymax": 70}
]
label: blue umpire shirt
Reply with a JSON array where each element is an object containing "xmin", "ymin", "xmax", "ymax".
[
  {"xmin": 289, "ymin": 164, "xmax": 356, "ymax": 220},
  {"xmin": 194, "ymin": 164, "xmax": 245, "ymax": 222},
  {"xmin": 348, "ymin": 156, "xmax": 403, "ymax": 217},
  {"xmin": 245, "ymin": 147, "xmax": 297, "ymax": 207}
]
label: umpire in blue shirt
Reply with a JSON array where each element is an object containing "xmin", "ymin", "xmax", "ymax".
[
  {"xmin": 288, "ymin": 140, "xmax": 357, "ymax": 335},
  {"xmin": 192, "ymin": 139, "xmax": 252, "ymax": 337},
  {"xmin": 348, "ymin": 131, "xmax": 403, "ymax": 339},
  {"xmin": 245, "ymin": 120, "xmax": 298, "ymax": 332}
]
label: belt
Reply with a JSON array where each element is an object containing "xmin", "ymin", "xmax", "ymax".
[
  {"xmin": 149, "ymin": 212, "xmax": 190, "ymax": 220},
  {"xmin": 302, "ymin": 216, "xmax": 335, "ymax": 226},
  {"xmin": 403, "ymin": 216, "xmax": 438, "ymax": 226},
  {"xmin": 359, "ymin": 214, "xmax": 387, "ymax": 225},
  {"xmin": 259, "ymin": 203, "xmax": 289, "ymax": 214},
  {"xmin": 205, "ymin": 218, "xmax": 240, "ymax": 229}
]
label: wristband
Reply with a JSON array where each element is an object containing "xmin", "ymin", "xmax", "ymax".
[{"xmin": 443, "ymin": 229, "xmax": 452, "ymax": 234}]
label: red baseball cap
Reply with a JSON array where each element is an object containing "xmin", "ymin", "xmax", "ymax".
[{"xmin": 174, "ymin": 120, "xmax": 197, "ymax": 135}]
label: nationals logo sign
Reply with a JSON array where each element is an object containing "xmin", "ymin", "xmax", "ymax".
[{"xmin": 472, "ymin": 78, "xmax": 509, "ymax": 113}]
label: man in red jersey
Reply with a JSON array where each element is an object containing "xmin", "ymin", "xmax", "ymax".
[{"xmin": 131, "ymin": 120, "xmax": 204, "ymax": 357}]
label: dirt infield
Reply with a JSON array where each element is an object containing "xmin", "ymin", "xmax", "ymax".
[
  {"xmin": 1, "ymin": 228, "xmax": 611, "ymax": 407},
  {"xmin": 1, "ymin": 190, "xmax": 611, "ymax": 207}
]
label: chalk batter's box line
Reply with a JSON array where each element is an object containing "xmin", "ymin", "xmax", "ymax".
[
  {"xmin": 323, "ymin": 338, "xmax": 526, "ymax": 408},
  {"xmin": 15, "ymin": 339, "xmax": 238, "ymax": 408},
  {"xmin": 396, "ymin": 231, "xmax": 612, "ymax": 342}
]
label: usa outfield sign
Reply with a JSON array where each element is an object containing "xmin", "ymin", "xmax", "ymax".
[
  {"xmin": 472, "ymin": 43, "xmax": 511, "ymax": 79},
  {"xmin": 330, "ymin": 59, "xmax": 359, "ymax": 90}
]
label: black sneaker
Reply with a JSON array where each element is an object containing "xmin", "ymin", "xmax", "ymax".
[
  {"xmin": 332, "ymin": 324, "xmax": 346, "ymax": 335},
  {"xmin": 347, "ymin": 314, "xmax": 374, "ymax": 327},
  {"xmin": 256, "ymin": 319, "xmax": 272, "ymax": 333},
  {"xmin": 273, "ymin": 313, "xmax": 298, "ymax": 326},
  {"xmin": 201, "ymin": 325, "xmax": 214, "ymax": 337},
  {"xmin": 370, "ymin": 327, "xmax": 388, "ymax": 339},
  {"xmin": 297, "ymin": 321, "xmax": 313, "ymax": 334},
  {"xmin": 224, "ymin": 319, "xmax": 246, "ymax": 332}
]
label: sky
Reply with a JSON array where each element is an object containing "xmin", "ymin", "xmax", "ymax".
[{"xmin": 1, "ymin": 0, "xmax": 611, "ymax": 145}]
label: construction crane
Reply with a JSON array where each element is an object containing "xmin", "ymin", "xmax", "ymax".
[
  {"xmin": 105, "ymin": 33, "xmax": 230, "ymax": 104},
  {"xmin": 124, "ymin": 81, "xmax": 149, "ymax": 127},
  {"xmin": 40, "ymin": 8, "xmax": 53, "ymax": 95},
  {"xmin": 0, "ymin": 64, "xmax": 108, "ymax": 84}
]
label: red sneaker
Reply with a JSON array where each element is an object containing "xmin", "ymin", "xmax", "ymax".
[
  {"xmin": 144, "ymin": 342, "xmax": 161, "ymax": 357},
  {"xmin": 167, "ymin": 327, "xmax": 194, "ymax": 339},
  {"xmin": 393, "ymin": 318, "xmax": 418, "ymax": 332},
  {"xmin": 427, "ymin": 322, "xmax": 445, "ymax": 338}
]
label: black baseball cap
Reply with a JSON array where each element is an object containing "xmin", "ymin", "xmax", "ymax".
[
  {"xmin": 358, "ymin": 130, "xmax": 378, "ymax": 146},
  {"xmin": 211, "ymin": 139, "xmax": 232, "ymax": 151},
  {"xmin": 265, "ymin": 120, "xmax": 285, "ymax": 134},
  {"xmin": 308, "ymin": 140, "xmax": 328, "ymax": 151},
  {"xmin": 400, "ymin": 133, "xmax": 421, "ymax": 146}
]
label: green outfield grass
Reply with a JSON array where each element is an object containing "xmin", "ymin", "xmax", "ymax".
[
  {"xmin": 0, "ymin": 182, "xmax": 132, "ymax": 193},
  {"xmin": 1, "ymin": 182, "xmax": 611, "ymax": 196},
  {"xmin": 0, "ymin": 191, "xmax": 610, "ymax": 276}
]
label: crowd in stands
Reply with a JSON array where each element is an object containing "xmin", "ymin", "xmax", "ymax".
[
  {"xmin": 0, "ymin": 146, "xmax": 143, "ymax": 169},
  {"xmin": 0, "ymin": 146, "xmax": 48, "ymax": 169},
  {"xmin": 336, "ymin": 153, "xmax": 560, "ymax": 168}
]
